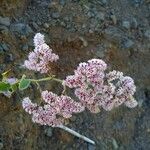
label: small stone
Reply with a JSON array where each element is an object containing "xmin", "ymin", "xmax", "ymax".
[
  {"xmin": 60, "ymin": 21, "xmax": 66, "ymax": 27},
  {"xmin": 111, "ymin": 15, "xmax": 117, "ymax": 25},
  {"xmin": 44, "ymin": 127, "xmax": 53, "ymax": 137},
  {"xmin": 122, "ymin": 39, "xmax": 134, "ymax": 49},
  {"xmin": 79, "ymin": 36, "xmax": 88, "ymax": 47},
  {"xmin": 10, "ymin": 23, "xmax": 33, "ymax": 36},
  {"xmin": 51, "ymin": 12, "xmax": 60, "ymax": 19},
  {"xmin": 59, "ymin": 0, "xmax": 65, "ymax": 6},
  {"xmin": 31, "ymin": 22, "xmax": 39, "ymax": 30},
  {"xmin": 22, "ymin": 44, "xmax": 28, "ymax": 51},
  {"xmin": 131, "ymin": 18, "xmax": 138, "ymax": 29},
  {"xmin": 4, "ymin": 54, "xmax": 14, "ymax": 63},
  {"xmin": 88, "ymin": 144, "xmax": 96, "ymax": 150},
  {"xmin": 44, "ymin": 23, "xmax": 49, "ymax": 29},
  {"xmin": 1, "ymin": 43, "xmax": 9, "ymax": 51},
  {"xmin": 122, "ymin": 21, "xmax": 130, "ymax": 29},
  {"xmin": 0, "ymin": 45, "xmax": 4, "ymax": 54},
  {"xmin": 0, "ymin": 16, "xmax": 10, "ymax": 26},
  {"xmin": 112, "ymin": 138, "xmax": 119, "ymax": 150},
  {"xmin": 144, "ymin": 29, "xmax": 150, "ymax": 39},
  {"xmin": 96, "ymin": 12, "xmax": 105, "ymax": 21},
  {"xmin": 0, "ymin": 141, "xmax": 3, "ymax": 150}
]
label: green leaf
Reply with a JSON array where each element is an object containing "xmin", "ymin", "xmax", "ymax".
[
  {"xmin": 19, "ymin": 75, "xmax": 31, "ymax": 90},
  {"xmin": 10, "ymin": 83, "xmax": 18, "ymax": 92},
  {"xmin": 0, "ymin": 82, "xmax": 10, "ymax": 91}
]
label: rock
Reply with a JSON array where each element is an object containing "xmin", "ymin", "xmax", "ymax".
[
  {"xmin": 0, "ymin": 16, "xmax": 10, "ymax": 26},
  {"xmin": 112, "ymin": 138, "xmax": 119, "ymax": 150},
  {"xmin": 10, "ymin": 23, "xmax": 33, "ymax": 36},
  {"xmin": 1, "ymin": 43, "xmax": 9, "ymax": 51},
  {"xmin": 31, "ymin": 22, "xmax": 39, "ymax": 30},
  {"xmin": 87, "ymin": 11, "xmax": 95, "ymax": 18},
  {"xmin": 122, "ymin": 21, "xmax": 130, "ymax": 29},
  {"xmin": 0, "ymin": 141, "xmax": 3, "ymax": 150},
  {"xmin": 43, "ymin": 23, "xmax": 49, "ymax": 29},
  {"xmin": 44, "ymin": 127, "xmax": 53, "ymax": 137},
  {"xmin": 121, "ymin": 38, "xmax": 134, "ymax": 49},
  {"xmin": 79, "ymin": 36, "xmax": 88, "ymax": 47},
  {"xmin": 144, "ymin": 29, "xmax": 150, "ymax": 39},
  {"xmin": 4, "ymin": 54, "xmax": 14, "ymax": 63},
  {"xmin": 51, "ymin": 12, "xmax": 60, "ymax": 19},
  {"xmin": 111, "ymin": 15, "xmax": 117, "ymax": 25},
  {"xmin": 59, "ymin": 0, "xmax": 65, "ymax": 6},
  {"xmin": 22, "ymin": 44, "xmax": 28, "ymax": 51},
  {"xmin": 96, "ymin": 12, "xmax": 105, "ymax": 21},
  {"xmin": 104, "ymin": 26, "xmax": 125, "ymax": 43},
  {"xmin": 88, "ymin": 144, "xmax": 96, "ymax": 150},
  {"xmin": 0, "ymin": 45, "xmax": 4, "ymax": 54},
  {"xmin": 131, "ymin": 18, "xmax": 138, "ymax": 29}
]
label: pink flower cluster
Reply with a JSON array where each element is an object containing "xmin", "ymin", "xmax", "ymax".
[
  {"xmin": 24, "ymin": 33, "xmax": 59, "ymax": 73},
  {"xmin": 22, "ymin": 91, "xmax": 84, "ymax": 127},
  {"xmin": 63, "ymin": 59, "xmax": 138, "ymax": 112}
]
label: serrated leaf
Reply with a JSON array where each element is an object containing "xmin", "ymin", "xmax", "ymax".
[
  {"xmin": 19, "ymin": 75, "xmax": 31, "ymax": 90},
  {"xmin": 0, "ymin": 82, "xmax": 10, "ymax": 91}
]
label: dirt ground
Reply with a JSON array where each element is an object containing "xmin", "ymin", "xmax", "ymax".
[{"xmin": 0, "ymin": 0, "xmax": 150, "ymax": 149}]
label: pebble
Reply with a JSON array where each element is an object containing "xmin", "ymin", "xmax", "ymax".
[
  {"xmin": 59, "ymin": 0, "xmax": 65, "ymax": 6},
  {"xmin": 0, "ymin": 141, "xmax": 3, "ymax": 150},
  {"xmin": 122, "ymin": 21, "xmax": 130, "ymax": 29},
  {"xmin": 44, "ymin": 127, "xmax": 53, "ymax": 137},
  {"xmin": 144, "ymin": 29, "xmax": 150, "ymax": 39},
  {"xmin": 51, "ymin": 12, "xmax": 60, "ymax": 19},
  {"xmin": 88, "ymin": 144, "xmax": 96, "ymax": 150},
  {"xmin": 122, "ymin": 38, "xmax": 134, "ymax": 49},
  {"xmin": 44, "ymin": 23, "xmax": 49, "ymax": 29},
  {"xmin": 96, "ymin": 12, "xmax": 105, "ymax": 21},
  {"xmin": 112, "ymin": 138, "xmax": 119, "ymax": 150},
  {"xmin": 10, "ymin": 23, "xmax": 33, "ymax": 36},
  {"xmin": 79, "ymin": 36, "xmax": 88, "ymax": 47},
  {"xmin": 0, "ymin": 16, "xmax": 10, "ymax": 26},
  {"xmin": 111, "ymin": 15, "xmax": 117, "ymax": 25},
  {"xmin": 131, "ymin": 18, "xmax": 138, "ymax": 29},
  {"xmin": 4, "ymin": 54, "xmax": 14, "ymax": 63},
  {"xmin": 22, "ymin": 44, "xmax": 29, "ymax": 51},
  {"xmin": 1, "ymin": 43, "xmax": 9, "ymax": 51},
  {"xmin": 31, "ymin": 22, "xmax": 39, "ymax": 30}
]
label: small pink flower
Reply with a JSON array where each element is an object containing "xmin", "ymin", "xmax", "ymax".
[{"xmin": 24, "ymin": 33, "xmax": 59, "ymax": 74}]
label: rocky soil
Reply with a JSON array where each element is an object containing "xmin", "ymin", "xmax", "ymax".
[{"xmin": 0, "ymin": 0, "xmax": 150, "ymax": 150}]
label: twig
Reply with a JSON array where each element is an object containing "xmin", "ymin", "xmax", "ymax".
[{"xmin": 56, "ymin": 125, "xmax": 95, "ymax": 145}]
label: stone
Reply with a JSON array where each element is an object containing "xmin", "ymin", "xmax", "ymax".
[
  {"xmin": 122, "ymin": 38, "xmax": 134, "ymax": 49},
  {"xmin": 111, "ymin": 15, "xmax": 117, "ymax": 25},
  {"xmin": 131, "ymin": 18, "xmax": 138, "ymax": 29},
  {"xmin": 4, "ymin": 54, "xmax": 14, "ymax": 63},
  {"xmin": 0, "ymin": 141, "xmax": 3, "ymax": 150},
  {"xmin": 0, "ymin": 16, "xmax": 10, "ymax": 26},
  {"xmin": 112, "ymin": 138, "xmax": 119, "ymax": 150},
  {"xmin": 104, "ymin": 26, "xmax": 125, "ymax": 43},
  {"xmin": 10, "ymin": 23, "xmax": 33, "ymax": 36},
  {"xmin": 51, "ymin": 12, "xmax": 60, "ymax": 19},
  {"xmin": 96, "ymin": 12, "xmax": 105, "ymax": 21},
  {"xmin": 22, "ymin": 44, "xmax": 28, "ymax": 51},
  {"xmin": 59, "ymin": 0, "xmax": 65, "ymax": 6},
  {"xmin": 88, "ymin": 144, "xmax": 96, "ymax": 150},
  {"xmin": 44, "ymin": 127, "xmax": 53, "ymax": 137},
  {"xmin": 144, "ymin": 29, "xmax": 150, "ymax": 39},
  {"xmin": 122, "ymin": 21, "xmax": 130, "ymax": 29},
  {"xmin": 43, "ymin": 23, "xmax": 49, "ymax": 29},
  {"xmin": 1, "ymin": 43, "xmax": 9, "ymax": 51}
]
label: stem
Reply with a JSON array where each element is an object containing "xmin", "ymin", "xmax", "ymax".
[
  {"xmin": 28, "ymin": 77, "xmax": 63, "ymax": 83},
  {"xmin": 56, "ymin": 125, "xmax": 95, "ymax": 145}
]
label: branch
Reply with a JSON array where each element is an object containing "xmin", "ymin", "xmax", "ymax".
[{"xmin": 56, "ymin": 125, "xmax": 95, "ymax": 145}]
